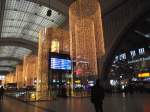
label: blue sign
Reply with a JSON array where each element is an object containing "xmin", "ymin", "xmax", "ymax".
[{"xmin": 50, "ymin": 58, "xmax": 72, "ymax": 70}]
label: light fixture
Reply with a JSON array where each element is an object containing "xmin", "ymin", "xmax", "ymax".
[
  {"xmin": 47, "ymin": 0, "xmax": 52, "ymax": 17},
  {"xmin": 47, "ymin": 10, "xmax": 52, "ymax": 17}
]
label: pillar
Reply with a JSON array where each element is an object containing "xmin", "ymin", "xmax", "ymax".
[
  {"xmin": 23, "ymin": 54, "xmax": 37, "ymax": 86},
  {"xmin": 69, "ymin": 0, "xmax": 105, "ymax": 76},
  {"xmin": 36, "ymin": 28, "xmax": 69, "ymax": 100},
  {"xmin": 5, "ymin": 72, "xmax": 16, "ymax": 84}
]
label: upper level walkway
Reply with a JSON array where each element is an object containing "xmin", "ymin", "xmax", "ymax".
[{"xmin": 0, "ymin": 93, "xmax": 150, "ymax": 112}]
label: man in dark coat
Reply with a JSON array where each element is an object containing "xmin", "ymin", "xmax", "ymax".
[
  {"xmin": 91, "ymin": 79, "xmax": 105, "ymax": 112},
  {"xmin": 0, "ymin": 86, "xmax": 4, "ymax": 100}
]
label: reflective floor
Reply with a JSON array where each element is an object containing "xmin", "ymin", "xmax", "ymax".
[
  {"xmin": 0, "ymin": 97, "xmax": 48, "ymax": 112},
  {"xmin": 0, "ymin": 93, "xmax": 150, "ymax": 112}
]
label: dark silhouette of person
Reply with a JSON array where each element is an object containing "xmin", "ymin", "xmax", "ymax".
[
  {"xmin": 91, "ymin": 79, "xmax": 105, "ymax": 112},
  {"xmin": 0, "ymin": 86, "xmax": 4, "ymax": 100},
  {"xmin": 61, "ymin": 85, "xmax": 67, "ymax": 97}
]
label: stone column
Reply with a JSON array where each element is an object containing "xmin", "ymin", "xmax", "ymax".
[
  {"xmin": 5, "ymin": 73, "xmax": 10, "ymax": 84},
  {"xmin": 23, "ymin": 55, "xmax": 37, "ymax": 86},
  {"xmin": 16, "ymin": 65, "xmax": 23, "ymax": 88},
  {"xmin": 69, "ymin": 0, "xmax": 105, "ymax": 77},
  {"xmin": 23, "ymin": 56, "xmax": 27, "ymax": 86},
  {"xmin": 36, "ymin": 28, "xmax": 69, "ymax": 100}
]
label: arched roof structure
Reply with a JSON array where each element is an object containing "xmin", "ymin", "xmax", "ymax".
[
  {"xmin": 0, "ymin": 0, "xmax": 150, "ymax": 75},
  {"xmin": 0, "ymin": 0, "xmax": 66, "ymax": 73}
]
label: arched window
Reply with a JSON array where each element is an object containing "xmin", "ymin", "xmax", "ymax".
[{"xmin": 51, "ymin": 39, "xmax": 59, "ymax": 53}]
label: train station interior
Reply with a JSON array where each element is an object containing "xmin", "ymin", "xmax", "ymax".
[{"xmin": 0, "ymin": 0, "xmax": 150, "ymax": 112}]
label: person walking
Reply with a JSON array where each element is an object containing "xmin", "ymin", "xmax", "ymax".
[
  {"xmin": 0, "ymin": 86, "xmax": 4, "ymax": 100},
  {"xmin": 91, "ymin": 79, "xmax": 105, "ymax": 112}
]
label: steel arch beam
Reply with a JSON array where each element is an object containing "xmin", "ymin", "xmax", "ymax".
[
  {"xmin": 101, "ymin": 0, "xmax": 150, "ymax": 79},
  {"xmin": 0, "ymin": 65, "xmax": 16, "ymax": 70},
  {"xmin": 0, "ymin": 57, "xmax": 22, "ymax": 62},
  {"xmin": 0, "ymin": 38, "xmax": 38, "ymax": 54},
  {"xmin": 0, "ymin": 57, "xmax": 20, "ymax": 74}
]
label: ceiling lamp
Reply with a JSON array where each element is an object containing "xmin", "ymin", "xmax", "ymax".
[
  {"xmin": 47, "ymin": 10, "xmax": 52, "ymax": 17},
  {"xmin": 47, "ymin": 0, "xmax": 52, "ymax": 17}
]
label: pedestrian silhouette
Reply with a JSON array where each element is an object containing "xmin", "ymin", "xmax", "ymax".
[
  {"xmin": 0, "ymin": 86, "xmax": 4, "ymax": 100},
  {"xmin": 91, "ymin": 79, "xmax": 105, "ymax": 112}
]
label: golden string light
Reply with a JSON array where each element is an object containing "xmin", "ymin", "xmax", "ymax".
[
  {"xmin": 69, "ymin": 0, "xmax": 105, "ymax": 76},
  {"xmin": 16, "ymin": 65, "xmax": 23, "ymax": 88},
  {"xmin": 23, "ymin": 55, "xmax": 37, "ymax": 86},
  {"xmin": 36, "ymin": 28, "xmax": 69, "ymax": 100}
]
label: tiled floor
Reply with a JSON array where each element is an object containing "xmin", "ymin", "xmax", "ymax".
[{"xmin": 1, "ymin": 93, "xmax": 150, "ymax": 112}]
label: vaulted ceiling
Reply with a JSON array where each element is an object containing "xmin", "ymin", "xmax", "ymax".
[
  {"xmin": 0, "ymin": 0, "xmax": 66, "ymax": 73},
  {"xmin": 0, "ymin": 0, "xmax": 149, "ymax": 74}
]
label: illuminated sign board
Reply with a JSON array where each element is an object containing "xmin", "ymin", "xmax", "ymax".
[
  {"xmin": 138, "ymin": 73, "xmax": 150, "ymax": 78},
  {"xmin": 128, "ymin": 56, "xmax": 150, "ymax": 64},
  {"xmin": 51, "ymin": 58, "xmax": 72, "ymax": 70},
  {"xmin": 114, "ymin": 48, "xmax": 147, "ymax": 63},
  {"xmin": 49, "ymin": 52, "xmax": 72, "ymax": 72}
]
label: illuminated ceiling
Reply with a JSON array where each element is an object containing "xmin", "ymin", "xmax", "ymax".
[
  {"xmin": 1, "ymin": 0, "xmax": 66, "ymax": 42},
  {"xmin": 0, "ymin": 0, "xmax": 66, "ymax": 73},
  {"xmin": 0, "ymin": 0, "xmax": 149, "ymax": 74}
]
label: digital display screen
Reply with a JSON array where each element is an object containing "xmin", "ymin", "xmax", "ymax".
[{"xmin": 51, "ymin": 58, "xmax": 72, "ymax": 70}]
